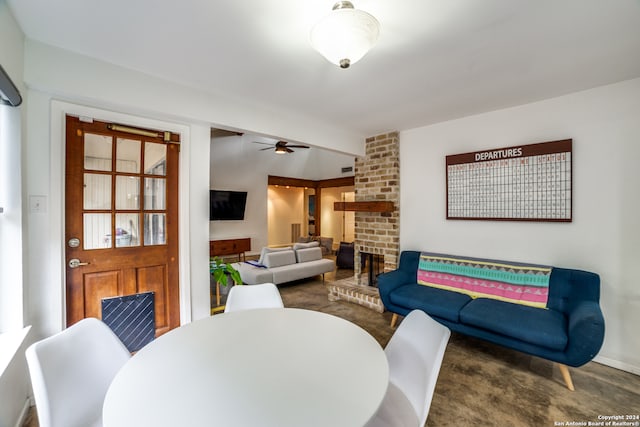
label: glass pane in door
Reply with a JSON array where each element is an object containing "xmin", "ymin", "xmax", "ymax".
[
  {"xmin": 144, "ymin": 142, "xmax": 167, "ymax": 175},
  {"xmin": 84, "ymin": 133, "xmax": 112, "ymax": 171},
  {"xmin": 144, "ymin": 178, "xmax": 166, "ymax": 210},
  {"xmin": 116, "ymin": 138, "xmax": 141, "ymax": 173},
  {"xmin": 83, "ymin": 174, "xmax": 111, "ymax": 210},
  {"xmin": 83, "ymin": 213, "xmax": 111, "ymax": 249},
  {"xmin": 144, "ymin": 213, "xmax": 166, "ymax": 246},
  {"xmin": 115, "ymin": 213, "xmax": 140, "ymax": 247},
  {"xmin": 116, "ymin": 176, "xmax": 140, "ymax": 210}
]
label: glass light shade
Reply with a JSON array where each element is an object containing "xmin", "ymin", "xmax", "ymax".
[{"xmin": 310, "ymin": 5, "xmax": 380, "ymax": 69}]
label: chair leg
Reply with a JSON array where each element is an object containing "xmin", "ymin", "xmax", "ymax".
[
  {"xmin": 390, "ymin": 313, "xmax": 399, "ymax": 328},
  {"xmin": 557, "ymin": 363, "xmax": 575, "ymax": 391}
]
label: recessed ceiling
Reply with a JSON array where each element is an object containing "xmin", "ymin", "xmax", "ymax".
[{"xmin": 7, "ymin": 0, "xmax": 640, "ymax": 136}]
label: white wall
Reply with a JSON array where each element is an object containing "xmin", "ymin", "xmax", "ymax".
[
  {"xmin": 210, "ymin": 134, "xmax": 356, "ymax": 253},
  {"xmin": 400, "ymin": 78, "xmax": 640, "ymax": 374}
]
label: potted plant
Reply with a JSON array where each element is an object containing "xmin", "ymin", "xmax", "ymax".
[{"xmin": 210, "ymin": 257, "xmax": 243, "ymax": 308}]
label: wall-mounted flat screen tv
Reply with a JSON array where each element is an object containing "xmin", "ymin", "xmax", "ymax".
[{"xmin": 210, "ymin": 190, "xmax": 248, "ymax": 221}]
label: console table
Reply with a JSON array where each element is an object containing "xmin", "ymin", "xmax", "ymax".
[{"xmin": 209, "ymin": 238, "xmax": 251, "ymax": 261}]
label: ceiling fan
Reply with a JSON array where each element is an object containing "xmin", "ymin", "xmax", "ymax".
[{"xmin": 253, "ymin": 140, "xmax": 310, "ymax": 154}]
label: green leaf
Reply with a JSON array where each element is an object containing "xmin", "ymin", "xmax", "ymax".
[
  {"xmin": 229, "ymin": 269, "xmax": 243, "ymax": 285},
  {"xmin": 209, "ymin": 256, "xmax": 243, "ymax": 286}
]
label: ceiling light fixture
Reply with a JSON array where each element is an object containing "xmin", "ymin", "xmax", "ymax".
[
  {"xmin": 275, "ymin": 146, "xmax": 288, "ymax": 154},
  {"xmin": 310, "ymin": 1, "xmax": 380, "ymax": 69}
]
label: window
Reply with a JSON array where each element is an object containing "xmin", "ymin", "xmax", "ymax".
[{"xmin": 0, "ymin": 103, "xmax": 24, "ymax": 333}]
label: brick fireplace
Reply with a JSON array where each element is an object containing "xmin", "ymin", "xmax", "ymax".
[
  {"xmin": 354, "ymin": 132, "xmax": 400, "ymax": 285},
  {"xmin": 327, "ymin": 132, "xmax": 399, "ymax": 311}
]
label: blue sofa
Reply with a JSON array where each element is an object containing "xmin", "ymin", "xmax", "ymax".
[{"xmin": 378, "ymin": 250, "xmax": 605, "ymax": 390}]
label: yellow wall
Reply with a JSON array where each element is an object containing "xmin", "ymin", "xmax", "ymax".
[{"xmin": 267, "ymin": 186, "xmax": 304, "ymax": 246}]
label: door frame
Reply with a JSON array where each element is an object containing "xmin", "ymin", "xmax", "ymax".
[{"xmin": 50, "ymin": 101, "xmax": 193, "ymax": 331}]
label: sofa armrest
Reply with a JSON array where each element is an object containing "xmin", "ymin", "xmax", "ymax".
[
  {"xmin": 564, "ymin": 301, "xmax": 605, "ymax": 367},
  {"xmin": 378, "ymin": 269, "xmax": 413, "ymax": 308},
  {"xmin": 378, "ymin": 269, "xmax": 412, "ymax": 289}
]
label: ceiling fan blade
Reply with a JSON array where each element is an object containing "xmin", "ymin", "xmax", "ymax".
[{"xmin": 251, "ymin": 139, "xmax": 307, "ymax": 153}]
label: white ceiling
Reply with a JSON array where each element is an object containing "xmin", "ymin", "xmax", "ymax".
[{"xmin": 8, "ymin": 0, "xmax": 640, "ymax": 137}]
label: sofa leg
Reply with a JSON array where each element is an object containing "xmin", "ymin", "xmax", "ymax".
[
  {"xmin": 557, "ymin": 363, "xmax": 575, "ymax": 391},
  {"xmin": 390, "ymin": 313, "xmax": 399, "ymax": 328}
]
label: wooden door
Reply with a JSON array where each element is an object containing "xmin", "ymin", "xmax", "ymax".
[{"xmin": 65, "ymin": 115, "xmax": 180, "ymax": 336}]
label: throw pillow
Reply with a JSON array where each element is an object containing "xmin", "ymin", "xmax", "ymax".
[
  {"xmin": 293, "ymin": 241, "xmax": 320, "ymax": 251},
  {"xmin": 258, "ymin": 246, "xmax": 292, "ymax": 265},
  {"xmin": 295, "ymin": 247, "xmax": 323, "ymax": 263},
  {"xmin": 263, "ymin": 250, "xmax": 297, "ymax": 268}
]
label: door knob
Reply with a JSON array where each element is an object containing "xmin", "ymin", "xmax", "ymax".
[{"xmin": 68, "ymin": 258, "xmax": 90, "ymax": 268}]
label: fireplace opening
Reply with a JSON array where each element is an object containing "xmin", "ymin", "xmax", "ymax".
[{"xmin": 359, "ymin": 252, "xmax": 384, "ymax": 286}]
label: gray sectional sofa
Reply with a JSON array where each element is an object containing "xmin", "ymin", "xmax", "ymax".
[{"xmin": 233, "ymin": 243, "xmax": 335, "ymax": 285}]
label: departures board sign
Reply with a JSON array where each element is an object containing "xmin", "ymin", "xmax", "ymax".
[{"xmin": 446, "ymin": 139, "xmax": 572, "ymax": 222}]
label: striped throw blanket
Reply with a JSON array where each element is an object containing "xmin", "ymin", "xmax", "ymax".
[{"xmin": 417, "ymin": 252, "xmax": 552, "ymax": 309}]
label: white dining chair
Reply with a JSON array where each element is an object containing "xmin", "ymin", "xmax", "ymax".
[
  {"xmin": 25, "ymin": 317, "xmax": 131, "ymax": 427},
  {"xmin": 223, "ymin": 283, "xmax": 284, "ymax": 313},
  {"xmin": 366, "ymin": 310, "xmax": 451, "ymax": 427}
]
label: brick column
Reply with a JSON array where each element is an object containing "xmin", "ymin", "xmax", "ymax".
[{"xmin": 354, "ymin": 132, "xmax": 400, "ymax": 284}]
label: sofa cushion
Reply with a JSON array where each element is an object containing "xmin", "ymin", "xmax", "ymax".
[
  {"xmin": 295, "ymin": 247, "xmax": 323, "ymax": 263},
  {"xmin": 459, "ymin": 298, "xmax": 568, "ymax": 351},
  {"xmin": 258, "ymin": 246, "xmax": 292, "ymax": 265},
  {"xmin": 263, "ymin": 250, "xmax": 297, "ymax": 268},
  {"xmin": 389, "ymin": 284, "xmax": 471, "ymax": 323},
  {"xmin": 270, "ymin": 259, "xmax": 335, "ymax": 284},
  {"xmin": 293, "ymin": 241, "xmax": 319, "ymax": 251}
]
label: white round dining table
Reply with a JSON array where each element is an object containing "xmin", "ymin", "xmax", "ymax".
[{"xmin": 103, "ymin": 308, "xmax": 389, "ymax": 427}]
